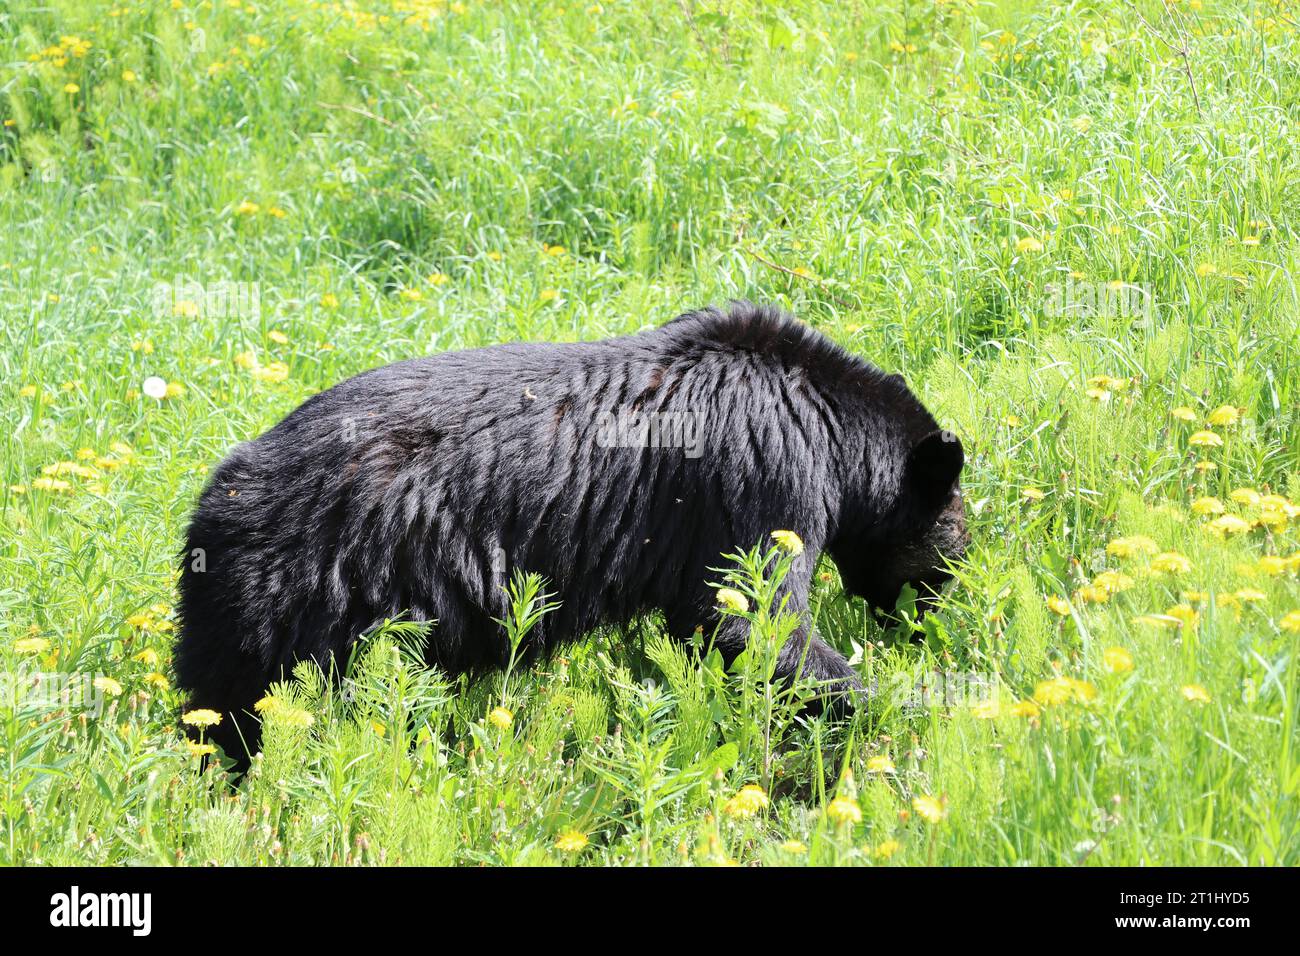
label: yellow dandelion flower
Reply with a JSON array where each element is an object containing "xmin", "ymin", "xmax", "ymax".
[
  {"xmin": 715, "ymin": 588, "xmax": 749, "ymax": 613},
  {"xmin": 1045, "ymin": 595, "xmax": 1071, "ymax": 616},
  {"xmin": 93, "ymin": 676, "xmax": 123, "ymax": 697},
  {"xmin": 1015, "ymin": 237, "xmax": 1043, "ymax": 254},
  {"xmin": 875, "ymin": 839, "xmax": 902, "ymax": 859},
  {"xmin": 487, "ymin": 706, "xmax": 513, "ymax": 729},
  {"xmin": 723, "ymin": 784, "xmax": 770, "ymax": 819},
  {"xmin": 1102, "ymin": 646, "xmax": 1134, "ymax": 674},
  {"xmin": 1166, "ymin": 603, "xmax": 1200, "ymax": 629},
  {"xmin": 1188, "ymin": 430, "xmax": 1223, "ymax": 448},
  {"xmin": 770, "ymin": 530, "xmax": 804, "ymax": 556},
  {"xmin": 1255, "ymin": 510, "xmax": 1287, "ymax": 531},
  {"xmin": 912, "ymin": 795, "xmax": 947, "ymax": 824},
  {"xmin": 268, "ymin": 330, "xmax": 289, "ymax": 345},
  {"xmin": 269, "ymin": 705, "xmax": 315, "ymax": 728},
  {"xmin": 780, "ymin": 840, "xmax": 807, "ymax": 854},
  {"xmin": 539, "ymin": 288, "xmax": 558, "ymax": 302},
  {"xmin": 234, "ymin": 200, "xmax": 260, "ymax": 216},
  {"xmin": 427, "ymin": 273, "xmax": 449, "ymax": 286},
  {"xmin": 1207, "ymin": 515, "xmax": 1251, "ymax": 536},
  {"xmin": 186, "ymin": 741, "xmax": 217, "ymax": 758},
  {"xmin": 251, "ymin": 362, "xmax": 289, "ymax": 383},
  {"xmin": 122, "ymin": 69, "xmax": 137, "ymax": 83},
  {"xmin": 19, "ymin": 384, "xmax": 38, "ymax": 399},
  {"xmin": 1008, "ymin": 699, "xmax": 1040, "ymax": 718},
  {"xmin": 826, "ymin": 795, "xmax": 862, "ymax": 827},
  {"xmin": 1207, "ymin": 405, "xmax": 1240, "ymax": 427},
  {"xmin": 1071, "ymin": 115, "xmax": 1093, "ymax": 133},
  {"xmin": 1180, "ymin": 684, "xmax": 1211, "ymax": 704},
  {"xmin": 865, "ymin": 755, "xmax": 895, "ymax": 773},
  {"xmin": 143, "ymin": 672, "xmax": 170, "ymax": 690},
  {"xmin": 1171, "ymin": 406, "xmax": 1197, "ymax": 422},
  {"xmin": 1278, "ymin": 610, "xmax": 1300, "ymax": 633},
  {"xmin": 1075, "ymin": 585, "xmax": 1110, "ymax": 605},
  {"xmin": 133, "ymin": 648, "xmax": 159, "ymax": 666},
  {"xmin": 14, "ymin": 637, "xmax": 51, "ymax": 655},
  {"xmin": 1106, "ymin": 535, "xmax": 1159, "ymax": 558},
  {"xmin": 1021, "ymin": 488, "xmax": 1046, "ymax": 502},
  {"xmin": 1233, "ymin": 588, "xmax": 1267, "ymax": 603},
  {"xmin": 970, "ymin": 699, "xmax": 1002, "ymax": 719},
  {"xmin": 1151, "ymin": 552, "xmax": 1193, "ymax": 574},
  {"xmin": 1195, "ymin": 263, "xmax": 1216, "ymax": 277},
  {"xmin": 1194, "ymin": 461, "xmax": 1217, "ymax": 473},
  {"xmin": 182, "ymin": 709, "xmax": 222, "ymax": 728},
  {"xmin": 320, "ymin": 293, "xmax": 339, "ymax": 309},
  {"xmin": 555, "ymin": 829, "xmax": 589, "ymax": 853},
  {"xmin": 1229, "ymin": 488, "xmax": 1260, "ymax": 507},
  {"xmin": 1190, "ymin": 497, "xmax": 1225, "ymax": 516},
  {"xmin": 64, "ymin": 82, "xmax": 80, "ymax": 94},
  {"xmin": 1092, "ymin": 570, "xmax": 1135, "ymax": 594},
  {"xmin": 32, "ymin": 477, "xmax": 73, "ymax": 494}
]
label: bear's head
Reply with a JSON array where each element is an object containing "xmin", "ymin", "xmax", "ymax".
[{"xmin": 831, "ymin": 429, "xmax": 969, "ymax": 618}]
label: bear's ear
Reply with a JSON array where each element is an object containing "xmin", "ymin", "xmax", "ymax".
[{"xmin": 906, "ymin": 430, "xmax": 964, "ymax": 503}]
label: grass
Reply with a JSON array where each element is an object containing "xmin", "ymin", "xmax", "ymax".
[{"xmin": 1, "ymin": 0, "xmax": 1298, "ymax": 866}]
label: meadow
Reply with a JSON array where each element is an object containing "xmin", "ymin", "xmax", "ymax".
[{"xmin": 1, "ymin": 0, "xmax": 1298, "ymax": 866}]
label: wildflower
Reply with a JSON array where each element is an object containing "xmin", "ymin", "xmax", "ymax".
[
  {"xmin": 1171, "ymin": 406, "xmax": 1197, "ymax": 422},
  {"xmin": 186, "ymin": 741, "xmax": 217, "ymax": 758},
  {"xmin": 826, "ymin": 795, "xmax": 862, "ymax": 827},
  {"xmin": 251, "ymin": 362, "xmax": 289, "ymax": 383},
  {"xmin": 1015, "ymin": 237, "xmax": 1043, "ymax": 254},
  {"xmin": 268, "ymin": 330, "xmax": 289, "ymax": 345},
  {"xmin": 1008, "ymin": 699, "xmax": 1040, "ymax": 718},
  {"xmin": 235, "ymin": 200, "xmax": 260, "ymax": 216},
  {"xmin": 542, "ymin": 243, "xmax": 566, "ymax": 257},
  {"xmin": 1195, "ymin": 263, "xmax": 1216, "ymax": 277},
  {"xmin": 715, "ymin": 588, "xmax": 749, "ymax": 613},
  {"xmin": 865, "ymin": 755, "xmax": 895, "ymax": 774},
  {"xmin": 875, "ymin": 839, "xmax": 902, "ymax": 859},
  {"xmin": 122, "ymin": 69, "xmax": 137, "ymax": 83},
  {"xmin": 487, "ymin": 706, "xmax": 513, "ymax": 729},
  {"xmin": 912, "ymin": 795, "xmax": 947, "ymax": 824},
  {"xmin": 143, "ymin": 672, "xmax": 170, "ymax": 690},
  {"xmin": 64, "ymin": 82, "xmax": 80, "ymax": 94},
  {"xmin": 1190, "ymin": 497, "xmax": 1225, "ymax": 516},
  {"xmin": 1151, "ymin": 552, "xmax": 1192, "ymax": 574},
  {"xmin": 555, "ymin": 829, "xmax": 589, "ymax": 853},
  {"xmin": 971, "ymin": 699, "xmax": 1002, "ymax": 719},
  {"xmin": 14, "ymin": 637, "xmax": 50, "ymax": 655},
  {"xmin": 133, "ymin": 648, "xmax": 159, "ymax": 666},
  {"xmin": 1278, "ymin": 611, "xmax": 1300, "ymax": 633},
  {"xmin": 1072, "ymin": 115, "xmax": 1093, "ymax": 133},
  {"xmin": 780, "ymin": 840, "xmax": 807, "ymax": 854},
  {"xmin": 93, "ymin": 676, "xmax": 123, "ymax": 697},
  {"xmin": 426, "ymin": 273, "xmax": 449, "ymax": 286},
  {"xmin": 723, "ymin": 784, "xmax": 770, "ymax": 819},
  {"xmin": 1180, "ymin": 684, "xmax": 1211, "ymax": 704},
  {"xmin": 1233, "ymin": 588, "xmax": 1267, "ymax": 603},
  {"xmin": 1021, "ymin": 488, "xmax": 1045, "ymax": 502},
  {"xmin": 1166, "ymin": 604, "xmax": 1200, "ymax": 629},
  {"xmin": 1092, "ymin": 570, "xmax": 1135, "ymax": 594},
  {"xmin": 1102, "ymin": 646, "xmax": 1134, "ymax": 674},
  {"xmin": 19, "ymin": 384, "xmax": 37, "ymax": 398},
  {"xmin": 1188, "ymin": 430, "xmax": 1223, "ymax": 448},
  {"xmin": 770, "ymin": 529, "xmax": 804, "ymax": 556},
  {"xmin": 1045, "ymin": 595, "xmax": 1071, "ymax": 616},
  {"xmin": 1207, "ymin": 515, "xmax": 1250, "ymax": 536},
  {"xmin": 320, "ymin": 293, "xmax": 339, "ymax": 309},
  {"xmin": 1075, "ymin": 585, "xmax": 1110, "ymax": 604},
  {"xmin": 1207, "ymin": 405, "xmax": 1240, "ymax": 427},
  {"xmin": 1106, "ymin": 535, "xmax": 1159, "ymax": 558},
  {"xmin": 1229, "ymin": 488, "xmax": 1261, "ymax": 507},
  {"xmin": 1033, "ymin": 675, "xmax": 1096, "ymax": 707},
  {"xmin": 182, "ymin": 708, "xmax": 222, "ymax": 728},
  {"xmin": 32, "ymin": 477, "xmax": 72, "ymax": 494},
  {"xmin": 539, "ymin": 289, "xmax": 558, "ymax": 302}
]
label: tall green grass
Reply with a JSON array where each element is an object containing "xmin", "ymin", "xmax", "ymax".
[{"xmin": 1, "ymin": 0, "xmax": 1297, "ymax": 865}]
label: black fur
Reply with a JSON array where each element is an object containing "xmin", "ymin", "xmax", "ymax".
[{"xmin": 175, "ymin": 302, "xmax": 967, "ymax": 764}]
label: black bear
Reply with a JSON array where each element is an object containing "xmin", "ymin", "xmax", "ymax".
[{"xmin": 175, "ymin": 302, "xmax": 968, "ymax": 764}]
